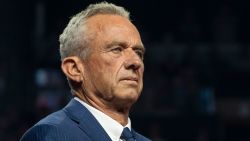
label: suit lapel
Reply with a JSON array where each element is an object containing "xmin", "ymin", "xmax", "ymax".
[
  {"xmin": 63, "ymin": 99, "xmax": 112, "ymax": 141},
  {"xmin": 132, "ymin": 128, "xmax": 151, "ymax": 141},
  {"xmin": 132, "ymin": 129, "xmax": 141, "ymax": 141}
]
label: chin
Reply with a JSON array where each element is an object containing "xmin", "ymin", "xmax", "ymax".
[
  {"xmin": 113, "ymin": 86, "xmax": 141, "ymax": 101},
  {"xmin": 121, "ymin": 91, "xmax": 140, "ymax": 103},
  {"xmin": 115, "ymin": 96, "xmax": 138, "ymax": 109}
]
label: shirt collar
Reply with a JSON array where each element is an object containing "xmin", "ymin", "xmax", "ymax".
[{"xmin": 74, "ymin": 97, "xmax": 131, "ymax": 141}]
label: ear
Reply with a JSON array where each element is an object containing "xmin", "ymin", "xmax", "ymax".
[{"xmin": 61, "ymin": 56, "xmax": 84, "ymax": 83}]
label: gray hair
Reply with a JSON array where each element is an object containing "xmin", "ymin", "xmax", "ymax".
[{"xmin": 59, "ymin": 2, "xmax": 130, "ymax": 60}]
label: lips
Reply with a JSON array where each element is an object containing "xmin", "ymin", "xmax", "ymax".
[{"xmin": 120, "ymin": 76, "xmax": 138, "ymax": 82}]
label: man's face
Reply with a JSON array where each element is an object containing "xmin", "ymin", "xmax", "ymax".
[{"xmin": 82, "ymin": 14, "xmax": 144, "ymax": 106}]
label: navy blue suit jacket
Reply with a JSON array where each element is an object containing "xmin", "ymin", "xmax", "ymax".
[{"xmin": 20, "ymin": 99, "xmax": 151, "ymax": 141}]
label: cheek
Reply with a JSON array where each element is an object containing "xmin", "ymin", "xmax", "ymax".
[
  {"xmin": 99, "ymin": 61, "xmax": 120, "ymax": 83},
  {"xmin": 139, "ymin": 65, "xmax": 144, "ymax": 77}
]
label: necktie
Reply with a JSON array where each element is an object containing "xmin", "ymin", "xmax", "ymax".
[{"xmin": 120, "ymin": 127, "xmax": 135, "ymax": 141}]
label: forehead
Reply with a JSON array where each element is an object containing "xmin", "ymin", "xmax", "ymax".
[
  {"xmin": 85, "ymin": 14, "xmax": 143, "ymax": 48},
  {"xmin": 86, "ymin": 14, "xmax": 133, "ymax": 29}
]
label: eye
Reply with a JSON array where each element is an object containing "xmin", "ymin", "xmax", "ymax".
[
  {"xmin": 111, "ymin": 46, "xmax": 123, "ymax": 54},
  {"xmin": 135, "ymin": 50, "xmax": 144, "ymax": 60}
]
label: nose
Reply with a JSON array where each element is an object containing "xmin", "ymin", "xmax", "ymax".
[{"xmin": 124, "ymin": 50, "xmax": 143, "ymax": 71}]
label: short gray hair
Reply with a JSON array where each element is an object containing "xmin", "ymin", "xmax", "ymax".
[{"xmin": 59, "ymin": 2, "xmax": 130, "ymax": 60}]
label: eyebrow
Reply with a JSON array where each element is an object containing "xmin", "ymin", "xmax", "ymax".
[{"xmin": 106, "ymin": 41, "xmax": 145, "ymax": 52}]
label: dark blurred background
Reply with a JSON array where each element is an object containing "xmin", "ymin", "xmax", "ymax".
[{"xmin": 1, "ymin": 0, "xmax": 250, "ymax": 141}]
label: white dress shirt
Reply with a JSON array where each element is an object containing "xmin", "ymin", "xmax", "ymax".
[{"xmin": 74, "ymin": 97, "xmax": 131, "ymax": 141}]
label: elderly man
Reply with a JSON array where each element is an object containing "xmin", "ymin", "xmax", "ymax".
[{"xmin": 20, "ymin": 2, "xmax": 150, "ymax": 141}]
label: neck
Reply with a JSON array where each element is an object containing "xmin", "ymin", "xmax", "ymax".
[{"xmin": 75, "ymin": 92, "xmax": 131, "ymax": 126}]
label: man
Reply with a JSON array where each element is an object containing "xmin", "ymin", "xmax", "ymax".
[{"xmin": 20, "ymin": 2, "xmax": 150, "ymax": 141}]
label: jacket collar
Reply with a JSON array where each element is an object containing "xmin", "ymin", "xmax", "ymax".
[{"xmin": 63, "ymin": 98, "xmax": 112, "ymax": 141}]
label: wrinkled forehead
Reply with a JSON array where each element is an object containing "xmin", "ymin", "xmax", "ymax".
[
  {"xmin": 85, "ymin": 14, "xmax": 140, "ymax": 35},
  {"xmin": 86, "ymin": 14, "xmax": 132, "ymax": 27},
  {"xmin": 84, "ymin": 14, "xmax": 143, "ymax": 48}
]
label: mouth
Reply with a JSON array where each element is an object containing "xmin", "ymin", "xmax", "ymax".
[{"xmin": 120, "ymin": 77, "xmax": 139, "ymax": 84}]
